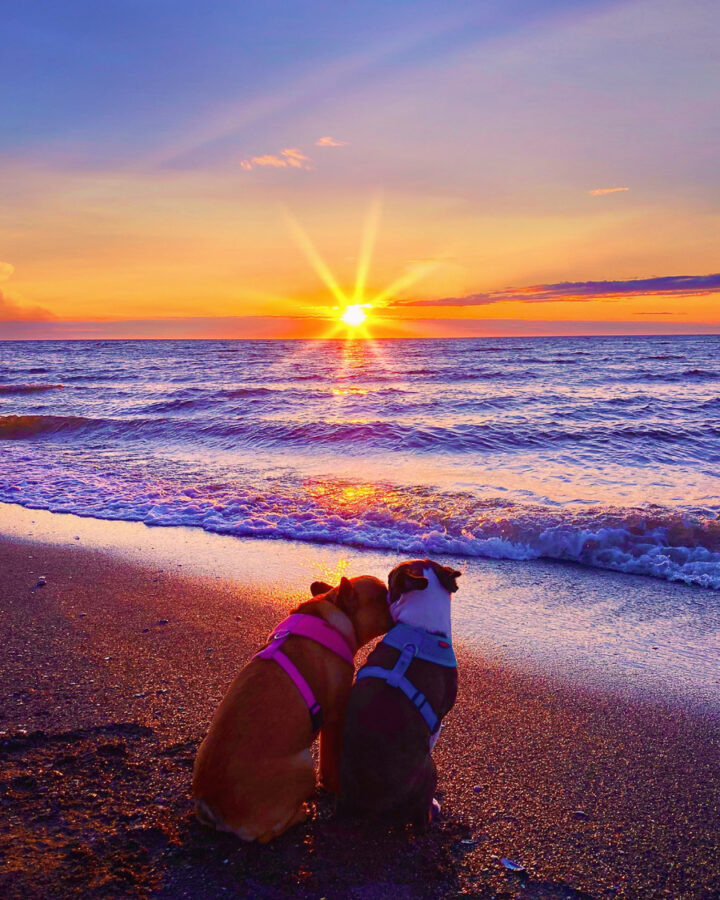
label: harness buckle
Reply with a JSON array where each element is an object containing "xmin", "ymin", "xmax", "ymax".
[{"xmin": 273, "ymin": 630, "xmax": 289, "ymax": 641}]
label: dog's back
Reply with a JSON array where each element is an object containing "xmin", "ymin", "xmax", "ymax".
[
  {"xmin": 192, "ymin": 650, "xmax": 322, "ymax": 841},
  {"xmin": 340, "ymin": 640, "xmax": 457, "ymax": 824}
]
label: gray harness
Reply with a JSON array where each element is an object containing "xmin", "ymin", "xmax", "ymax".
[{"xmin": 356, "ymin": 623, "xmax": 457, "ymax": 734}]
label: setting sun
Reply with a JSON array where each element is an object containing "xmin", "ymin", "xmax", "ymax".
[{"xmin": 340, "ymin": 305, "xmax": 368, "ymax": 327}]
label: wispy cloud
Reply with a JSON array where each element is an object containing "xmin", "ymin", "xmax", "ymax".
[
  {"xmin": 151, "ymin": 15, "xmax": 472, "ymax": 169},
  {"xmin": 0, "ymin": 290, "xmax": 55, "ymax": 322},
  {"xmin": 392, "ymin": 273, "xmax": 720, "ymax": 307},
  {"xmin": 589, "ymin": 186, "xmax": 629, "ymax": 196},
  {"xmin": 282, "ymin": 148, "xmax": 311, "ymax": 167},
  {"xmin": 315, "ymin": 136, "xmax": 347, "ymax": 147},
  {"xmin": 238, "ymin": 136, "xmax": 346, "ymax": 171},
  {"xmin": 240, "ymin": 147, "xmax": 312, "ymax": 171},
  {"xmin": 0, "ymin": 262, "xmax": 55, "ymax": 322}
]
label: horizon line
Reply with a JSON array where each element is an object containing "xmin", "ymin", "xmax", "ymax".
[{"xmin": 2, "ymin": 331, "xmax": 719, "ymax": 343}]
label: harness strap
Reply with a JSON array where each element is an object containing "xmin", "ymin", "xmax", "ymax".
[
  {"xmin": 382, "ymin": 623, "xmax": 457, "ymax": 667},
  {"xmin": 255, "ymin": 640, "xmax": 323, "ymax": 732},
  {"xmin": 357, "ymin": 664, "xmax": 440, "ymax": 734},
  {"xmin": 273, "ymin": 613, "xmax": 355, "ymax": 665},
  {"xmin": 356, "ymin": 636, "xmax": 443, "ymax": 734},
  {"xmin": 385, "ymin": 642, "xmax": 416, "ymax": 687},
  {"xmin": 253, "ymin": 613, "xmax": 354, "ymax": 734}
]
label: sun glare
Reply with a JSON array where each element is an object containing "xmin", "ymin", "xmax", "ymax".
[
  {"xmin": 283, "ymin": 196, "xmax": 439, "ymax": 340},
  {"xmin": 340, "ymin": 305, "xmax": 368, "ymax": 327}
]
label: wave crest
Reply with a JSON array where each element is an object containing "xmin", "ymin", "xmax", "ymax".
[
  {"xmin": 1, "ymin": 464, "xmax": 718, "ymax": 589},
  {"xmin": 0, "ymin": 383, "xmax": 64, "ymax": 395}
]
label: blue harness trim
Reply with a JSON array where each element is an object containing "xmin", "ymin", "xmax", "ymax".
[
  {"xmin": 356, "ymin": 624, "xmax": 457, "ymax": 735},
  {"xmin": 381, "ymin": 623, "xmax": 457, "ymax": 667}
]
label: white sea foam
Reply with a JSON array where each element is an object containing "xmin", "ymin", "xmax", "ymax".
[{"xmin": 1, "ymin": 335, "xmax": 719, "ymax": 590}]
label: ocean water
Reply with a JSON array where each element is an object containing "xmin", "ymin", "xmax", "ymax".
[{"xmin": 1, "ymin": 336, "xmax": 719, "ymax": 589}]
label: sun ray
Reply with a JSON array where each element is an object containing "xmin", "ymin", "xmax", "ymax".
[
  {"xmin": 283, "ymin": 200, "xmax": 448, "ymax": 342},
  {"xmin": 283, "ymin": 209, "xmax": 348, "ymax": 306},
  {"xmin": 237, "ymin": 286, "xmax": 311, "ymax": 311},
  {"xmin": 371, "ymin": 259, "xmax": 441, "ymax": 308},
  {"xmin": 353, "ymin": 192, "xmax": 383, "ymax": 304}
]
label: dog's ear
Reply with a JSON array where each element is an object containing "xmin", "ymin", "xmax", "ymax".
[
  {"xmin": 433, "ymin": 563, "xmax": 461, "ymax": 594},
  {"xmin": 333, "ymin": 576, "xmax": 358, "ymax": 616},
  {"xmin": 310, "ymin": 580, "xmax": 333, "ymax": 597},
  {"xmin": 389, "ymin": 566, "xmax": 429, "ymax": 603},
  {"xmin": 403, "ymin": 572, "xmax": 429, "ymax": 593}
]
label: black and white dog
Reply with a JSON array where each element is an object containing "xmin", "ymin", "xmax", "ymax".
[{"xmin": 339, "ymin": 558, "xmax": 460, "ymax": 830}]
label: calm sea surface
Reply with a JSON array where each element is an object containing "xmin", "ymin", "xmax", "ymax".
[{"xmin": 1, "ymin": 336, "xmax": 719, "ymax": 589}]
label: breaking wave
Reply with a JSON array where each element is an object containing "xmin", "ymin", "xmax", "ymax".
[
  {"xmin": 1, "ymin": 464, "xmax": 718, "ymax": 589},
  {"xmin": 1, "ymin": 333, "xmax": 719, "ymax": 590}
]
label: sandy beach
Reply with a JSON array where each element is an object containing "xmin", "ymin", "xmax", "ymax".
[{"xmin": 1, "ymin": 518, "xmax": 719, "ymax": 900}]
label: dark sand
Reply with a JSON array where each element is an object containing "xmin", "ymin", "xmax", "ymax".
[{"xmin": 1, "ymin": 537, "xmax": 719, "ymax": 899}]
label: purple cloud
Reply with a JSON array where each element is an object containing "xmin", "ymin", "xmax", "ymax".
[{"xmin": 393, "ymin": 273, "xmax": 720, "ymax": 307}]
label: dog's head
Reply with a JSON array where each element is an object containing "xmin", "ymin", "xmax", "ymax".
[
  {"xmin": 387, "ymin": 558, "xmax": 461, "ymax": 604},
  {"xmin": 309, "ymin": 574, "xmax": 392, "ymax": 647}
]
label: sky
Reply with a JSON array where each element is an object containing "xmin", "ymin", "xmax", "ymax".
[{"xmin": 1, "ymin": 0, "xmax": 719, "ymax": 339}]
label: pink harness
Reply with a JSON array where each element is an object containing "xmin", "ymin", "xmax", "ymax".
[{"xmin": 254, "ymin": 613, "xmax": 355, "ymax": 732}]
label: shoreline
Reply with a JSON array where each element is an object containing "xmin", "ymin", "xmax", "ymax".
[
  {"xmin": 2, "ymin": 500, "xmax": 720, "ymax": 712},
  {"xmin": 1, "ymin": 531, "xmax": 720, "ymax": 898}
]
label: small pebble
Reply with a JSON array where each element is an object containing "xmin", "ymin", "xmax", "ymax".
[
  {"xmin": 473, "ymin": 785, "xmax": 482, "ymax": 793},
  {"xmin": 157, "ymin": 619, "xmax": 169, "ymax": 626},
  {"xmin": 36, "ymin": 577, "xmax": 47, "ymax": 588},
  {"xmin": 501, "ymin": 857, "xmax": 525, "ymax": 873}
]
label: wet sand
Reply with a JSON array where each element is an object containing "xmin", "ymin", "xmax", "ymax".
[{"xmin": 1, "ymin": 535, "xmax": 720, "ymax": 899}]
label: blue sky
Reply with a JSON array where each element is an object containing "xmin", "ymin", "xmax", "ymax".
[{"xmin": 2, "ymin": 0, "xmax": 612, "ymax": 158}]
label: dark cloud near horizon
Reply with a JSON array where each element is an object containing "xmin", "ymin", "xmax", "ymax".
[{"xmin": 394, "ymin": 273, "xmax": 720, "ymax": 307}]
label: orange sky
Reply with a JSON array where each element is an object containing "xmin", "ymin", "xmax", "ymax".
[{"xmin": 1, "ymin": 0, "xmax": 718, "ymax": 338}]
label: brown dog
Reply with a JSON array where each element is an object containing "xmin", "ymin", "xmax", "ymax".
[{"xmin": 192, "ymin": 574, "xmax": 391, "ymax": 842}]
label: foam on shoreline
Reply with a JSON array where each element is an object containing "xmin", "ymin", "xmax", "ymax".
[{"xmin": 2, "ymin": 501, "xmax": 719, "ymax": 711}]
